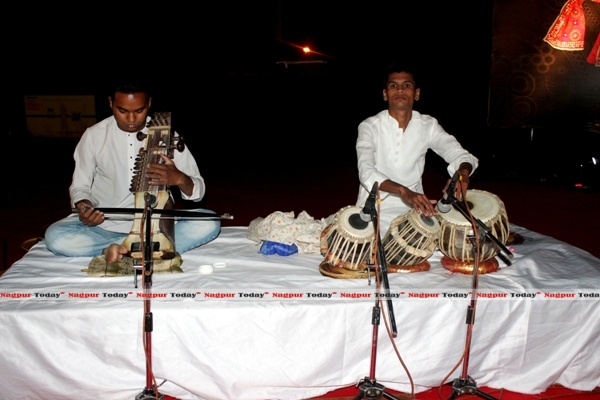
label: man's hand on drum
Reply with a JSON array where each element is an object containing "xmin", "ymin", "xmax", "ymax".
[
  {"xmin": 401, "ymin": 187, "xmax": 437, "ymax": 217},
  {"xmin": 455, "ymin": 174, "xmax": 469, "ymax": 200},
  {"xmin": 442, "ymin": 175, "xmax": 470, "ymax": 201},
  {"xmin": 454, "ymin": 164, "xmax": 472, "ymax": 201},
  {"xmin": 442, "ymin": 164, "xmax": 472, "ymax": 201},
  {"xmin": 75, "ymin": 199, "xmax": 104, "ymax": 226}
]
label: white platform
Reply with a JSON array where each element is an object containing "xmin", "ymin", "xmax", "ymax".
[{"xmin": 0, "ymin": 226, "xmax": 599, "ymax": 400}]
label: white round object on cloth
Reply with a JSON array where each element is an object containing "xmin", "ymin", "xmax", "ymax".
[{"xmin": 198, "ymin": 264, "xmax": 214, "ymax": 274}]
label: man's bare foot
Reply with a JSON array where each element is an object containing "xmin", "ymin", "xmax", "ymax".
[{"xmin": 103, "ymin": 244, "xmax": 129, "ymax": 263}]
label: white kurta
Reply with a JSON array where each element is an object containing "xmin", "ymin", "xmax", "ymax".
[
  {"xmin": 69, "ymin": 116, "xmax": 206, "ymax": 233},
  {"xmin": 356, "ymin": 110, "xmax": 478, "ymax": 229}
]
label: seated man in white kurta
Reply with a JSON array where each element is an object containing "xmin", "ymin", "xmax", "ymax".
[
  {"xmin": 45, "ymin": 77, "xmax": 220, "ymax": 262},
  {"xmin": 356, "ymin": 63, "xmax": 478, "ymax": 232}
]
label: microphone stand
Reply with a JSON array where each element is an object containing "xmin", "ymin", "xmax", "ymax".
[
  {"xmin": 442, "ymin": 192, "xmax": 513, "ymax": 400},
  {"xmin": 136, "ymin": 194, "xmax": 164, "ymax": 400},
  {"xmin": 354, "ymin": 186, "xmax": 400, "ymax": 400},
  {"xmin": 445, "ymin": 231, "xmax": 497, "ymax": 400},
  {"xmin": 80, "ymin": 196, "xmax": 232, "ymax": 399}
]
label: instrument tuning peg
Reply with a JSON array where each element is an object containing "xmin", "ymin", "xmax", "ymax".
[
  {"xmin": 176, "ymin": 136, "xmax": 186, "ymax": 152},
  {"xmin": 136, "ymin": 131, "xmax": 147, "ymax": 141}
]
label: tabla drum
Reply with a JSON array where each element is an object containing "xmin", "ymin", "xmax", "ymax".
[
  {"xmin": 382, "ymin": 210, "xmax": 440, "ymax": 273},
  {"xmin": 437, "ymin": 189, "xmax": 509, "ymax": 274},
  {"xmin": 320, "ymin": 206, "xmax": 374, "ymax": 272}
]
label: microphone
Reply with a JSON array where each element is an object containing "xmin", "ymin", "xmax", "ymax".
[
  {"xmin": 349, "ymin": 182, "xmax": 378, "ymax": 230},
  {"xmin": 437, "ymin": 171, "xmax": 460, "ymax": 214}
]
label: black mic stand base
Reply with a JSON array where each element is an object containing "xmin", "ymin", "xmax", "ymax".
[
  {"xmin": 354, "ymin": 378, "xmax": 401, "ymax": 400},
  {"xmin": 446, "ymin": 376, "xmax": 498, "ymax": 400},
  {"xmin": 135, "ymin": 388, "xmax": 164, "ymax": 400}
]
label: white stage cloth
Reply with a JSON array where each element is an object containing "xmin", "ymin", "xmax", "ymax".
[{"xmin": 0, "ymin": 225, "xmax": 599, "ymax": 400}]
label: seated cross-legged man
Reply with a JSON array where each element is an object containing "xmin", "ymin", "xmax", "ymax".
[{"xmin": 45, "ymin": 77, "xmax": 220, "ymax": 265}]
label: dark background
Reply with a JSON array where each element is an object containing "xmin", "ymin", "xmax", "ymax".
[
  {"xmin": 8, "ymin": 1, "xmax": 598, "ymax": 172},
  {"xmin": 8, "ymin": 2, "xmax": 495, "ymax": 166}
]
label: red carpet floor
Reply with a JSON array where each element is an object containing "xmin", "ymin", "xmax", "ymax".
[
  {"xmin": 306, "ymin": 384, "xmax": 600, "ymax": 400},
  {"xmin": 161, "ymin": 384, "xmax": 599, "ymax": 399}
]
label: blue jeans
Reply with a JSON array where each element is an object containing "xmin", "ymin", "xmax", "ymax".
[{"xmin": 44, "ymin": 209, "xmax": 221, "ymax": 257}]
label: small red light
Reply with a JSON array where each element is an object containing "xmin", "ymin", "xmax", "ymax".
[{"xmin": 574, "ymin": 183, "xmax": 583, "ymax": 188}]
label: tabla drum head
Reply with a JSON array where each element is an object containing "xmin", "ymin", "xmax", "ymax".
[
  {"xmin": 320, "ymin": 206, "xmax": 375, "ymax": 271},
  {"xmin": 336, "ymin": 206, "xmax": 374, "ymax": 238},
  {"xmin": 441, "ymin": 190, "xmax": 501, "ymax": 226},
  {"xmin": 406, "ymin": 211, "xmax": 441, "ymax": 235}
]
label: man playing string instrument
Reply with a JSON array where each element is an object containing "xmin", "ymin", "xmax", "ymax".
[{"xmin": 45, "ymin": 77, "xmax": 220, "ymax": 262}]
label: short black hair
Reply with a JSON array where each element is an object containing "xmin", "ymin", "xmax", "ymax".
[
  {"xmin": 383, "ymin": 61, "xmax": 419, "ymax": 89},
  {"xmin": 109, "ymin": 75, "xmax": 152, "ymax": 100}
]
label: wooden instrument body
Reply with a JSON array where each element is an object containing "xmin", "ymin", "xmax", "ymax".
[
  {"xmin": 121, "ymin": 190, "xmax": 176, "ymax": 259},
  {"xmin": 121, "ymin": 112, "xmax": 179, "ymax": 260}
]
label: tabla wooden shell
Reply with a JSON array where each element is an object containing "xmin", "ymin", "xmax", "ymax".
[
  {"xmin": 437, "ymin": 190, "xmax": 509, "ymax": 263},
  {"xmin": 382, "ymin": 210, "xmax": 440, "ymax": 269},
  {"xmin": 320, "ymin": 206, "xmax": 374, "ymax": 270}
]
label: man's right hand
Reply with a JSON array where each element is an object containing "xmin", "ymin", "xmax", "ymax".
[
  {"xmin": 75, "ymin": 200, "xmax": 104, "ymax": 226},
  {"xmin": 380, "ymin": 179, "xmax": 437, "ymax": 217},
  {"xmin": 399, "ymin": 187, "xmax": 437, "ymax": 217}
]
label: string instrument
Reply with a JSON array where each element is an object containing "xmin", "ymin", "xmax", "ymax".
[{"xmin": 121, "ymin": 112, "xmax": 185, "ymax": 260}]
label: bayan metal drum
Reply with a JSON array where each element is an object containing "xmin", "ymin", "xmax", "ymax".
[
  {"xmin": 382, "ymin": 210, "xmax": 440, "ymax": 273},
  {"xmin": 437, "ymin": 190, "xmax": 509, "ymax": 274},
  {"xmin": 320, "ymin": 206, "xmax": 375, "ymax": 273}
]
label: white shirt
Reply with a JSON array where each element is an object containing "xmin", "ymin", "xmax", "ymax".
[
  {"xmin": 356, "ymin": 110, "xmax": 478, "ymax": 229},
  {"xmin": 69, "ymin": 116, "xmax": 206, "ymax": 233}
]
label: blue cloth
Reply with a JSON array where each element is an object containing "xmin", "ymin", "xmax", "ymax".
[
  {"xmin": 259, "ymin": 241, "xmax": 298, "ymax": 256},
  {"xmin": 44, "ymin": 209, "xmax": 220, "ymax": 257}
]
